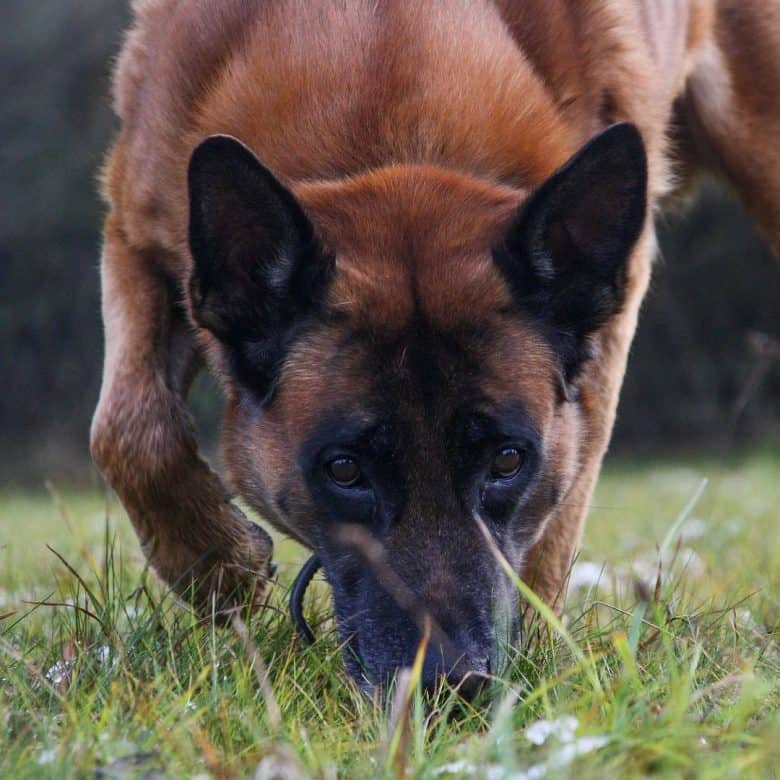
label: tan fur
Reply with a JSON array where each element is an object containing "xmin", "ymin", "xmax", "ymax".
[
  {"xmin": 93, "ymin": 0, "xmax": 780, "ymax": 615},
  {"xmin": 298, "ymin": 166, "xmax": 523, "ymax": 329}
]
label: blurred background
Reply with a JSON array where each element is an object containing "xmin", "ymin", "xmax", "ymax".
[{"xmin": 1, "ymin": 0, "xmax": 778, "ymax": 488}]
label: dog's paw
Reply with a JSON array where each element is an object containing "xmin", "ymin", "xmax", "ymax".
[
  {"xmin": 141, "ymin": 502, "xmax": 276, "ymax": 619},
  {"xmin": 201, "ymin": 506, "xmax": 276, "ymax": 617}
]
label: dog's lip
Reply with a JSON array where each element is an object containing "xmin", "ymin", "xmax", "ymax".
[
  {"xmin": 287, "ymin": 559, "xmax": 378, "ymax": 696},
  {"xmin": 289, "ymin": 555, "xmax": 322, "ymax": 644}
]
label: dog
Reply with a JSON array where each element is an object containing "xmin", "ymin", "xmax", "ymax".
[{"xmin": 91, "ymin": 0, "xmax": 780, "ymax": 696}]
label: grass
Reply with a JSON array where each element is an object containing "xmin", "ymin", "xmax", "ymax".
[{"xmin": 1, "ymin": 450, "xmax": 778, "ymax": 778}]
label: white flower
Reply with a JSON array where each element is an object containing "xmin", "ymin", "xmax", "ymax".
[{"xmin": 525, "ymin": 715, "xmax": 579, "ymax": 746}]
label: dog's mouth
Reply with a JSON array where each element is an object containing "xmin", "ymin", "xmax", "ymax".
[{"xmin": 287, "ymin": 554, "xmax": 495, "ymax": 700}]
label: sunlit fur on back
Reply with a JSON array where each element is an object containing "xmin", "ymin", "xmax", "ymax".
[{"xmin": 93, "ymin": 0, "xmax": 780, "ymax": 694}]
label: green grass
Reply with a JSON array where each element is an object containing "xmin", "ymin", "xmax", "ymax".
[{"xmin": 1, "ymin": 451, "xmax": 778, "ymax": 778}]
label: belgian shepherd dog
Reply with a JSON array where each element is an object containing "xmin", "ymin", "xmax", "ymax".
[{"xmin": 91, "ymin": 1, "xmax": 780, "ymax": 695}]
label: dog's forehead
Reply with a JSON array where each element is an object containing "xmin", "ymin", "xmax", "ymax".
[
  {"xmin": 372, "ymin": 317, "xmax": 557, "ymax": 428},
  {"xmin": 272, "ymin": 168, "xmax": 554, "ymax": 449},
  {"xmin": 275, "ymin": 307, "xmax": 556, "ymax": 454},
  {"xmin": 296, "ymin": 164, "xmax": 526, "ymax": 329}
]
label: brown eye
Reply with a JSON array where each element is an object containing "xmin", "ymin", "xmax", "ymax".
[
  {"xmin": 327, "ymin": 456, "xmax": 361, "ymax": 487},
  {"xmin": 491, "ymin": 447, "xmax": 525, "ymax": 479}
]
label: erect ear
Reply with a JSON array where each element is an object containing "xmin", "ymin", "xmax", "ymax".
[
  {"xmin": 493, "ymin": 122, "xmax": 647, "ymax": 383},
  {"xmin": 188, "ymin": 135, "xmax": 333, "ymax": 402}
]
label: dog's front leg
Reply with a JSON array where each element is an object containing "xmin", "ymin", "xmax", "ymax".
[{"xmin": 90, "ymin": 217, "xmax": 274, "ymax": 615}]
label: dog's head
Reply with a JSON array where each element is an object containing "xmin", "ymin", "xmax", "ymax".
[{"xmin": 187, "ymin": 124, "xmax": 647, "ymax": 696}]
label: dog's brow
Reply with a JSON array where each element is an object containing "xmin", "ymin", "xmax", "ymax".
[{"xmin": 302, "ymin": 410, "xmax": 381, "ymax": 456}]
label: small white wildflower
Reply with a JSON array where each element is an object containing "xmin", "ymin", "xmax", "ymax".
[
  {"xmin": 517, "ymin": 736, "xmax": 609, "ymax": 779},
  {"xmin": 432, "ymin": 760, "xmax": 477, "ymax": 777},
  {"xmin": 568, "ymin": 562, "xmax": 608, "ymax": 591},
  {"xmin": 525, "ymin": 715, "xmax": 579, "ymax": 746},
  {"xmin": 37, "ymin": 749, "xmax": 57, "ymax": 766},
  {"xmin": 682, "ymin": 517, "xmax": 707, "ymax": 540},
  {"xmin": 736, "ymin": 608, "xmax": 762, "ymax": 632},
  {"xmin": 45, "ymin": 660, "xmax": 72, "ymax": 687}
]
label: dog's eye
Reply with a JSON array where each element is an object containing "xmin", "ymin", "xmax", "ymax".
[
  {"xmin": 490, "ymin": 447, "xmax": 525, "ymax": 479},
  {"xmin": 327, "ymin": 456, "xmax": 362, "ymax": 487}
]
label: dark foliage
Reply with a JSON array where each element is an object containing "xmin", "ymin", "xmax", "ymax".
[{"xmin": 617, "ymin": 183, "xmax": 780, "ymax": 452}]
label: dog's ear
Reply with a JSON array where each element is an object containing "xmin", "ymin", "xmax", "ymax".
[
  {"xmin": 188, "ymin": 135, "xmax": 333, "ymax": 402},
  {"xmin": 493, "ymin": 122, "xmax": 647, "ymax": 382}
]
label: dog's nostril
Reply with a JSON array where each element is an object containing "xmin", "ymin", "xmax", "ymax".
[
  {"xmin": 420, "ymin": 650, "xmax": 489, "ymax": 701},
  {"xmin": 420, "ymin": 665, "xmax": 487, "ymax": 701},
  {"xmin": 452, "ymin": 669, "xmax": 487, "ymax": 701}
]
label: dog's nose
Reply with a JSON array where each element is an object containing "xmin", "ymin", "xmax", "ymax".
[{"xmin": 420, "ymin": 646, "xmax": 488, "ymax": 700}]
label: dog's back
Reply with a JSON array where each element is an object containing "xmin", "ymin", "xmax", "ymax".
[{"xmin": 107, "ymin": 0, "xmax": 710, "ymax": 271}]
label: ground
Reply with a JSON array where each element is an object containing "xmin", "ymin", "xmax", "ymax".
[{"xmin": 1, "ymin": 449, "xmax": 778, "ymax": 778}]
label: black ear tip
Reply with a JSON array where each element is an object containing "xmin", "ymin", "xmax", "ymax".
[
  {"xmin": 188, "ymin": 134, "xmax": 258, "ymax": 180},
  {"xmin": 602, "ymin": 121, "xmax": 642, "ymax": 143},
  {"xmin": 191, "ymin": 133, "xmax": 251, "ymax": 157},
  {"xmin": 606, "ymin": 121, "xmax": 642, "ymax": 141},
  {"xmin": 601, "ymin": 122, "xmax": 647, "ymax": 163}
]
